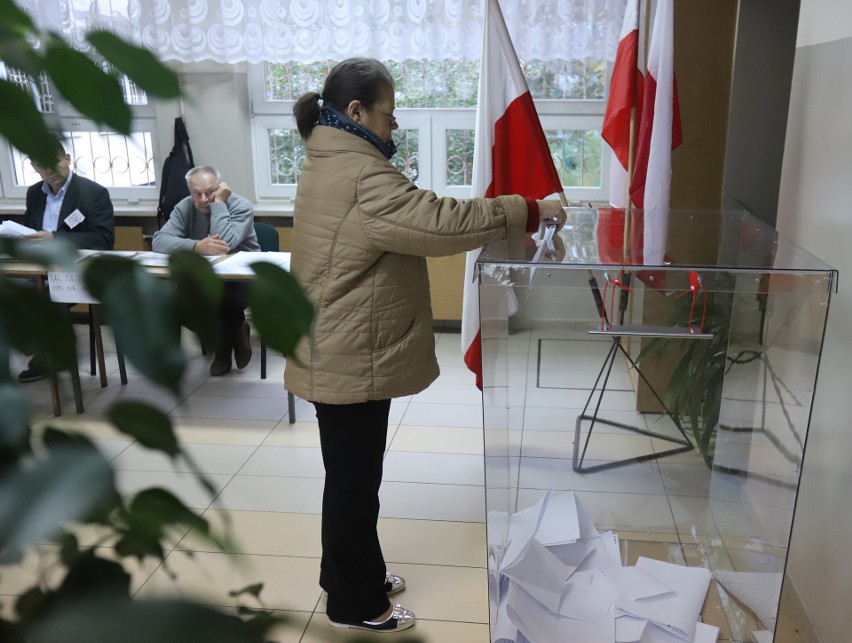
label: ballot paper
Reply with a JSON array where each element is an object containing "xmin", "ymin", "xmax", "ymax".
[
  {"xmin": 535, "ymin": 490, "xmax": 600, "ymax": 545},
  {"xmin": 614, "ymin": 557, "xmax": 711, "ymax": 640},
  {"xmin": 490, "ymin": 490, "xmax": 719, "ymax": 643},
  {"xmin": 497, "ymin": 489, "xmax": 552, "ymax": 572},
  {"xmin": 527, "ymin": 224, "xmax": 557, "ymax": 295},
  {"xmin": 501, "ymin": 539, "xmax": 573, "ymax": 613},
  {"xmin": 506, "ymin": 580, "xmax": 616, "ymax": 643},
  {"xmin": 0, "ymin": 220, "xmax": 37, "ymax": 237},
  {"xmin": 638, "ymin": 621, "xmax": 720, "ymax": 643}
]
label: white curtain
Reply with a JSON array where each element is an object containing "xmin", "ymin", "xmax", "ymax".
[{"xmin": 17, "ymin": 0, "xmax": 625, "ymax": 64}]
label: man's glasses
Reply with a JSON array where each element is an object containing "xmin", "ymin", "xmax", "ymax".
[
  {"xmin": 191, "ymin": 187, "xmax": 219, "ymax": 199},
  {"xmin": 372, "ymin": 107, "xmax": 397, "ymax": 127}
]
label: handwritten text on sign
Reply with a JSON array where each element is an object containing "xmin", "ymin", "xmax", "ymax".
[{"xmin": 47, "ymin": 271, "xmax": 97, "ymax": 304}]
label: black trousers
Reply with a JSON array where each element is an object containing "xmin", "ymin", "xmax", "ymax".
[
  {"xmin": 314, "ymin": 400, "xmax": 392, "ymax": 623},
  {"xmin": 215, "ymin": 281, "xmax": 248, "ymax": 361}
]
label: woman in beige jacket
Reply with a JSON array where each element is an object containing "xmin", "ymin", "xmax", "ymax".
[{"xmin": 285, "ymin": 58, "xmax": 565, "ymax": 634}]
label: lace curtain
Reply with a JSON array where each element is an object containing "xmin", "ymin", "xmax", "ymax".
[{"xmin": 17, "ymin": 0, "xmax": 626, "ymax": 65}]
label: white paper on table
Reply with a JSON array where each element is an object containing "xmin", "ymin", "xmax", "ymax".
[
  {"xmin": 614, "ymin": 556, "xmax": 711, "ymax": 640},
  {"xmin": 501, "ymin": 538, "xmax": 573, "ymax": 613},
  {"xmin": 714, "ymin": 570, "xmax": 782, "ymax": 630},
  {"xmin": 506, "ymin": 579, "xmax": 616, "ymax": 643},
  {"xmin": 557, "ymin": 568, "xmax": 617, "ymax": 623},
  {"xmin": 214, "ymin": 250, "xmax": 291, "ymax": 275},
  {"xmin": 535, "ymin": 491, "xmax": 582, "ymax": 545},
  {"xmin": 46, "ymin": 269, "xmax": 97, "ymax": 304},
  {"xmin": 498, "ymin": 489, "xmax": 552, "ymax": 572},
  {"xmin": 748, "ymin": 630, "xmax": 773, "ymax": 643},
  {"xmin": 133, "ymin": 251, "xmax": 171, "ymax": 267},
  {"xmin": 0, "ymin": 220, "xmax": 37, "ymax": 237}
]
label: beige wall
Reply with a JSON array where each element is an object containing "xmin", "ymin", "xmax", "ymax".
[{"xmin": 777, "ymin": 1, "xmax": 852, "ymax": 641}]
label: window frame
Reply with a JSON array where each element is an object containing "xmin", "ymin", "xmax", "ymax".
[
  {"xmin": 0, "ymin": 74, "xmax": 159, "ymax": 202},
  {"xmin": 249, "ymin": 62, "xmax": 611, "ymax": 203}
]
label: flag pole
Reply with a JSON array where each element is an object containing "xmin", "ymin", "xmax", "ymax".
[{"xmin": 623, "ymin": 0, "xmax": 648, "ymax": 265}]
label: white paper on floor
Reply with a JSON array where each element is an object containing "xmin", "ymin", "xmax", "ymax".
[{"xmin": 488, "ymin": 490, "xmax": 720, "ymax": 643}]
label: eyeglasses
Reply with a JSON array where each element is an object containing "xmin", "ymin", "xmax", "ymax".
[
  {"xmin": 191, "ymin": 187, "xmax": 219, "ymax": 200},
  {"xmin": 371, "ymin": 106, "xmax": 397, "ymax": 127}
]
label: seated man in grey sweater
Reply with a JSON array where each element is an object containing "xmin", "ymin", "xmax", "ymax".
[{"xmin": 153, "ymin": 165, "xmax": 260, "ymax": 376}]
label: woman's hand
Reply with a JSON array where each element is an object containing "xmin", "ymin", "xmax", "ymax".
[{"xmin": 536, "ymin": 200, "xmax": 567, "ymax": 231}]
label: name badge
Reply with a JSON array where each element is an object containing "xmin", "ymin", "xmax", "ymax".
[{"xmin": 65, "ymin": 209, "xmax": 85, "ymax": 229}]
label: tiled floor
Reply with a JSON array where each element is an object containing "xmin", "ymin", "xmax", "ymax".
[{"xmin": 2, "ymin": 328, "xmax": 817, "ymax": 642}]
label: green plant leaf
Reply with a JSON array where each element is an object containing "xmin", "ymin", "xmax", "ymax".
[
  {"xmin": 106, "ymin": 401, "xmax": 179, "ymax": 457},
  {"xmin": 0, "ymin": 278, "xmax": 78, "ymax": 373},
  {"xmin": 13, "ymin": 586, "xmax": 47, "ymax": 631},
  {"xmin": 248, "ymin": 262, "xmax": 314, "ymax": 359},
  {"xmin": 167, "ymin": 250, "xmax": 223, "ymax": 352},
  {"xmin": 0, "ymin": 0, "xmax": 35, "ymax": 32},
  {"xmin": 228, "ymin": 583, "xmax": 263, "ymax": 599},
  {"xmin": 0, "ymin": 234, "xmax": 79, "ymax": 270},
  {"xmin": 43, "ymin": 37, "xmax": 131, "ymax": 134},
  {"xmin": 0, "ymin": 384, "xmax": 29, "ymax": 461},
  {"xmin": 84, "ymin": 257, "xmax": 185, "ymax": 395},
  {"xmin": 86, "ymin": 30, "xmax": 180, "ymax": 98},
  {"xmin": 0, "ymin": 81, "xmax": 60, "ymax": 169},
  {"xmin": 29, "ymin": 596, "xmax": 279, "ymax": 643},
  {"xmin": 128, "ymin": 488, "xmax": 209, "ymax": 535},
  {"xmin": 55, "ymin": 551, "xmax": 131, "ymax": 600},
  {"xmin": 0, "ymin": 446, "xmax": 115, "ymax": 562}
]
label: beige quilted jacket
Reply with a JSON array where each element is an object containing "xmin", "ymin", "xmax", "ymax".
[{"xmin": 284, "ymin": 126, "xmax": 530, "ymax": 404}]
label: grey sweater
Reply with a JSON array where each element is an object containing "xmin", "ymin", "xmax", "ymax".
[{"xmin": 152, "ymin": 193, "xmax": 260, "ymax": 254}]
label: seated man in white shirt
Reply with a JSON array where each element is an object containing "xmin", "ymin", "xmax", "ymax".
[
  {"xmin": 18, "ymin": 142, "xmax": 115, "ymax": 383},
  {"xmin": 152, "ymin": 166, "xmax": 260, "ymax": 376}
]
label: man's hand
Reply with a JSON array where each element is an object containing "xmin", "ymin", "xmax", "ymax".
[
  {"xmin": 194, "ymin": 234, "xmax": 230, "ymax": 256},
  {"xmin": 214, "ymin": 182, "xmax": 232, "ymax": 204},
  {"xmin": 536, "ymin": 200, "xmax": 567, "ymax": 232},
  {"xmin": 24, "ymin": 231, "xmax": 54, "ymax": 240}
]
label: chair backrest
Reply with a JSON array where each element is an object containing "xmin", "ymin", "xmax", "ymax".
[{"xmin": 253, "ymin": 222, "xmax": 279, "ymax": 252}]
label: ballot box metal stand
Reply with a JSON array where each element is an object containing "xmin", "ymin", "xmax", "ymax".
[{"xmin": 572, "ymin": 273, "xmax": 712, "ymax": 473}]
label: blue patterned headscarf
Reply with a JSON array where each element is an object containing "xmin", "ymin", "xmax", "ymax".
[{"xmin": 319, "ymin": 103, "xmax": 397, "ymax": 160}]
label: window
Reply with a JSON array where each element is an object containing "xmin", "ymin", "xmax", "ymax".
[
  {"xmin": 0, "ymin": 62, "xmax": 157, "ymax": 201},
  {"xmin": 249, "ymin": 58, "xmax": 609, "ymax": 202}
]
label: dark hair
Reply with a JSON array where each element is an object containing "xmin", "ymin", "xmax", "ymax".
[{"xmin": 293, "ymin": 57, "xmax": 394, "ymax": 140}]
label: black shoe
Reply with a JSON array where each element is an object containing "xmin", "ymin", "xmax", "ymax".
[
  {"xmin": 234, "ymin": 322, "xmax": 252, "ymax": 369},
  {"xmin": 329, "ymin": 604, "xmax": 415, "ymax": 633},
  {"xmin": 210, "ymin": 356, "xmax": 232, "ymax": 376},
  {"xmin": 19, "ymin": 364, "xmax": 48, "ymax": 383}
]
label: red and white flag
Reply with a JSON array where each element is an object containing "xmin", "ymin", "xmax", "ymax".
[
  {"xmin": 602, "ymin": 0, "xmax": 644, "ymax": 208},
  {"xmin": 462, "ymin": 0, "xmax": 563, "ymax": 389},
  {"xmin": 629, "ymin": 0, "xmax": 683, "ymax": 263}
]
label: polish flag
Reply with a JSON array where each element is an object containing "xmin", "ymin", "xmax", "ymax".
[
  {"xmin": 462, "ymin": 0, "xmax": 563, "ymax": 389},
  {"xmin": 602, "ymin": 0, "xmax": 644, "ymax": 208},
  {"xmin": 629, "ymin": 0, "xmax": 683, "ymax": 264}
]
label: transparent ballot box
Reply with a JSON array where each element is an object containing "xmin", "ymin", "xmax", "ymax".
[{"xmin": 478, "ymin": 209, "xmax": 836, "ymax": 643}]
